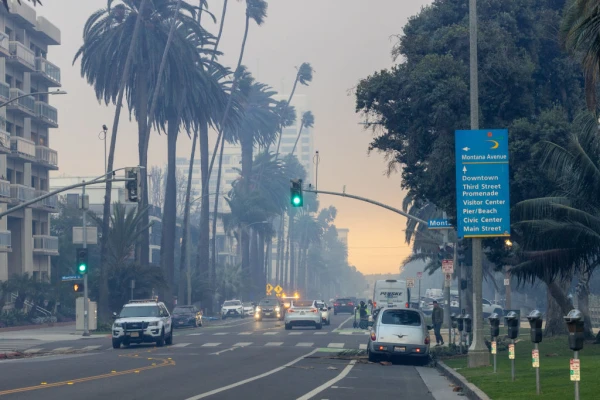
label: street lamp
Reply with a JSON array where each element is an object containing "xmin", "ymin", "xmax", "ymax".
[{"xmin": 0, "ymin": 89, "xmax": 67, "ymax": 108}]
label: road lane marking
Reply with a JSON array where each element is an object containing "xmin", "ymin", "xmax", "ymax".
[
  {"xmin": 213, "ymin": 332, "xmax": 228, "ymax": 336},
  {"xmin": 264, "ymin": 342, "xmax": 283, "ymax": 346},
  {"xmin": 289, "ymin": 332, "xmax": 303, "ymax": 335},
  {"xmin": 81, "ymin": 345, "xmax": 102, "ymax": 351},
  {"xmin": 335, "ymin": 316, "xmax": 353, "ymax": 331},
  {"xmin": 185, "ymin": 349, "xmax": 319, "ymax": 400},
  {"xmin": 187, "ymin": 333, "xmax": 203, "ymax": 336},
  {"xmin": 327, "ymin": 343, "xmax": 344, "ymax": 348},
  {"xmin": 296, "ymin": 360, "xmax": 357, "ymax": 400},
  {"xmin": 263, "ymin": 332, "xmax": 278, "ymax": 335},
  {"xmin": 296, "ymin": 343, "xmax": 313, "ymax": 347},
  {"xmin": 51, "ymin": 347, "xmax": 72, "ymax": 352},
  {"xmin": 170, "ymin": 343, "xmax": 191, "ymax": 348},
  {"xmin": 238, "ymin": 332, "xmax": 253, "ymax": 335},
  {"xmin": 233, "ymin": 342, "xmax": 252, "ymax": 347},
  {"xmin": 314, "ymin": 332, "xmax": 327, "ymax": 335},
  {"xmin": 359, "ymin": 344, "xmax": 367, "ymax": 350},
  {"xmin": 201, "ymin": 343, "xmax": 221, "ymax": 347},
  {"xmin": 0, "ymin": 354, "xmax": 175, "ymax": 396}
]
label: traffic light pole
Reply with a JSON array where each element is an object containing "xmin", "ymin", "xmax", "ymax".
[{"xmin": 82, "ymin": 182, "xmax": 90, "ymax": 337}]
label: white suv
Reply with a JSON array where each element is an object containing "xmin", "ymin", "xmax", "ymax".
[
  {"xmin": 221, "ymin": 299, "xmax": 245, "ymax": 319},
  {"xmin": 112, "ymin": 299, "xmax": 173, "ymax": 349}
]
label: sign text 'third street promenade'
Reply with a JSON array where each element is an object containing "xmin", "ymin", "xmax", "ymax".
[{"xmin": 455, "ymin": 129, "xmax": 511, "ymax": 238}]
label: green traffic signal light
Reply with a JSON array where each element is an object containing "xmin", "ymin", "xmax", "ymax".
[
  {"xmin": 292, "ymin": 195, "xmax": 302, "ymax": 206},
  {"xmin": 290, "ymin": 178, "xmax": 303, "ymax": 207},
  {"xmin": 76, "ymin": 248, "xmax": 88, "ymax": 275},
  {"xmin": 78, "ymin": 264, "xmax": 87, "ymax": 273}
]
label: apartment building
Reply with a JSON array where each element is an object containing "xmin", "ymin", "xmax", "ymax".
[{"xmin": 0, "ymin": 2, "xmax": 61, "ymax": 282}]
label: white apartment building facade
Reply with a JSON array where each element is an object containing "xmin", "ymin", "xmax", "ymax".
[{"xmin": 0, "ymin": 2, "xmax": 61, "ymax": 282}]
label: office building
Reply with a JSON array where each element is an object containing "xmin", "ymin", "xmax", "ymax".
[{"xmin": 0, "ymin": 2, "xmax": 61, "ymax": 282}]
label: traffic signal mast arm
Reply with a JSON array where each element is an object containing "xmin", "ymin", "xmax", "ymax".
[
  {"xmin": 0, "ymin": 168, "xmax": 139, "ymax": 219},
  {"xmin": 303, "ymin": 188, "xmax": 427, "ymax": 224}
]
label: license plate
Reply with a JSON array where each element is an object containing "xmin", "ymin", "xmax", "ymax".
[
  {"xmin": 178, "ymin": 321, "xmax": 184, "ymax": 324},
  {"xmin": 300, "ymin": 311, "xmax": 305, "ymax": 315},
  {"xmin": 394, "ymin": 346, "xmax": 406, "ymax": 352},
  {"xmin": 130, "ymin": 332, "xmax": 139, "ymax": 338},
  {"xmin": 265, "ymin": 313, "xmax": 271, "ymax": 316},
  {"xmin": 341, "ymin": 303, "xmax": 346, "ymax": 306}
]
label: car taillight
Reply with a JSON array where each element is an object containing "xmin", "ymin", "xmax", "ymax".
[
  {"xmin": 288, "ymin": 309, "xmax": 295, "ymax": 313},
  {"xmin": 405, "ymin": 302, "xmax": 409, "ymax": 308},
  {"xmin": 425, "ymin": 336, "xmax": 430, "ymax": 345},
  {"xmin": 370, "ymin": 332, "xmax": 376, "ymax": 341},
  {"xmin": 373, "ymin": 302, "xmax": 377, "ymax": 308},
  {"xmin": 311, "ymin": 308, "xmax": 318, "ymax": 313},
  {"xmin": 334, "ymin": 303, "xmax": 339, "ymax": 306},
  {"xmin": 348, "ymin": 302, "xmax": 354, "ymax": 306}
]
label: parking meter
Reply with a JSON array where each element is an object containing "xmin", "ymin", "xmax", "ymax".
[
  {"xmin": 464, "ymin": 314, "xmax": 472, "ymax": 334},
  {"xmin": 489, "ymin": 313, "xmax": 500, "ymax": 338},
  {"xmin": 564, "ymin": 309, "xmax": 585, "ymax": 351},
  {"xmin": 527, "ymin": 310, "xmax": 543, "ymax": 343},
  {"xmin": 456, "ymin": 313, "xmax": 465, "ymax": 332},
  {"xmin": 505, "ymin": 311, "xmax": 519, "ymax": 339}
]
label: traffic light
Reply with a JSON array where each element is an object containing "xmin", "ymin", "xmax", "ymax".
[
  {"xmin": 73, "ymin": 283, "xmax": 84, "ymax": 292},
  {"xmin": 76, "ymin": 248, "xmax": 88, "ymax": 275},
  {"xmin": 125, "ymin": 167, "xmax": 141, "ymax": 202},
  {"xmin": 290, "ymin": 178, "xmax": 303, "ymax": 207},
  {"xmin": 457, "ymin": 239, "xmax": 466, "ymax": 262}
]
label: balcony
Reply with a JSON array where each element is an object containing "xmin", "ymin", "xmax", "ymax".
[
  {"xmin": 32, "ymin": 190, "xmax": 58, "ymax": 212},
  {"xmin": 0, "ymin": 231, "xmax": 11, "ymax": 252},
  {"xmin": 8, "ymin": 0, "xmax": 37, "ymax": 27},
  {"xmin": 0, "ymin": 31, "xmax": 9, "ymax": 57},
  {"xmin": 7, "ymin": 88, "xmax": 35, "ymax": 116},
  {"xmin": 34, "ymin": 57, "xmax": 61, "ymax": 87},
  {"xmin": 0, "ymin": 180, "xmax": 10, "ymax": 201},
  {"xmin": 35, "ymin": 101, "xmax": 58, "ymax": 127},
  {"xmin": 36, "ymin": 145, "xmax": 58, "ymax": 169},
  {"xmin": 10, "ymin": 184, "xmax": 35, "ymax": 203},
  {"xmin": 33, "ymin": 235, "xmax": 59, "ymax": 256},
  {"xmin": 0, "ymin": 81, "xmax": 9, "ymax": 102},
  {"xmin": 35, "ymin": 17, "xmax": 61, "ymax": 45},
  {"xmin": 10, "ymin": 136, "xmax": 36, "ymax": 160},
  {"xmin": 8, "ymin": 41, "xmax": 35, "ymax": 71},
  {"xmin": 0, "ymin": 129, "xmax": 10, "ymax": 154}
]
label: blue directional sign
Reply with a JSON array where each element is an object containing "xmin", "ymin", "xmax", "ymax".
[
  {"xmin": 428, "ymin": 219, "xmax": 452, "ymax": 229},
  {"xmin": 455, "ymin": 129, "xmax": 510, "ymax": 238},
  {"xmin": 61, "ymin": 275, "xmax": 82, "ymax": 281}
]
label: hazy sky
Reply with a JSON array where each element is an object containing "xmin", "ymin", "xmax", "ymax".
[{"xmin": 40, "ymin": 0, "xmax": 433, "ymax": 275}]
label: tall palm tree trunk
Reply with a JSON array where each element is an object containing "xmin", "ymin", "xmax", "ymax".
[
  {"xmin": 239, "ymin": 132, "xmax": 254, "ymax": 294},
  {"xmin": 274, "ymin": 75, "xmax": 300, "ymax": 158},
  {"xmin": 160, "ymin": 118, "xmax": 180, "ymax": 309},
  {"xmin": 136, "ymin": 66, "xmax": 150, "ymax": 268},
  {"xmin": 213, "ymin": 0, "xmax": 228, "ymax": 55},
  {"xmin": 99, "ymin": 0, "xmax": 147, "ymax": 322},
  {"xmin": 197, "ymin": 120, "xmax": 211, "ymax": 310},
  {"xmin": 285, "ymin": 213, "xmax": 294, "ymax": 289},
  {"xmin": 178, "ymin": 129, "xmax": 197, "ymax": 303},
  {"xmin": 290, "ymin": 122, "xmax": 305, "ymax": 156}
]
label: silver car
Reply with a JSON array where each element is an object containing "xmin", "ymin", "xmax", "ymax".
[
  {"xmin": 316, "ymin": 300, "xmax": 331, "ymax": 326},
  {"xmin": 284, "ymin": 300, "xmax": 323, "ymax": 330},
  {"xmin": 367, "ymin": 307, "xmax": 431, "ymax": 364}
]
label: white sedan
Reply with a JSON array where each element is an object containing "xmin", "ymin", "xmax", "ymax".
[
  {"xmin": 316, "ymin": 300, "xmax": 331, "ymax": 326},
  {"xmin": 284, "ymin": 300, "xmax": 323, "ymax": 330}
]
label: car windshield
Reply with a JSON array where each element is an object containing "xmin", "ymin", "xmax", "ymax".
[
  {"xmin": 259, "ymin": 299, "xmax": 276, "ymax": 306},
  {"xmin": 173, "ymin": 307, "xmax": 194, "ymax": 314},
  {"xmin": 293, "ymin": 300, "xmax": 314, "ymax": 307},
  {"xmin": 336, "ymin": 299, "xmax": 351, "ymax": 303},
  {"xmin": 120, "ymin": 306, "xmax": 159, "ymax": 318},
  {"xmin": 243, "ymin": 302, "xmax": 253, "ymax": 307},
  {"xmin": 381, "ymin": 310, "xmax": 421, "ymax": 326},
  {"xmin": 223, "ymin": 301, "xmax": 240, "ymax": 307}
]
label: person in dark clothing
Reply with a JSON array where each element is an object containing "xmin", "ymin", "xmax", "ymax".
[
  {"xmin": 431, "ymin": 300, "xmax": 444, "ymax": 345},
  {"xmin": 358, "ymin": 301, "xmax": 368, "ymax": 318}
]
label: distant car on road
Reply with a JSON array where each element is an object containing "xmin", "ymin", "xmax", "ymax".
[
  {"xmin": 482, "ymin": 298, "xmax": 504, "ymax": 318},
  {"xmin": 112, "ymin": 299, "xmax": 174, "ymax": 349},
  {"xmin": 254, "ymin": 298, "xmax": 283, "ymax": 321},
  {"xmin": 367, "ymin": 307, "xmax": 430, "ymax": 364},
  {"xmin": 172, "ymin": 305, "xmax": 202, "ymax": 328},
  {"xmin": 316, "ymin": 300, "xmax": 331, "ymax": 325},
  {"xmin": 284, "ymin": 300, "xmax": 323, "ymax": 330},
  {"xmin": 242, "ymin": 302, "xmax": 255, "ymax": 316},
  {"xmin": 221, "ymin": 299, "xmax": 245, "ymax": 319},
  {"xmin": 333, "ymin": 298, "xmax": 355, "ymax": 315}
]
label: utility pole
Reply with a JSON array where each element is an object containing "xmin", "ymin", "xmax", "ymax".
[
  {"xmin": 441, "ymin": 211, "xmax": 452, "ymax": 345},
  {"xmin": 81, "ymin": 182, "xmax": 90, "ymax": 337},
  {"xmin": 468, "ymin": 0, "xmax": 489, "ymax": 367}
]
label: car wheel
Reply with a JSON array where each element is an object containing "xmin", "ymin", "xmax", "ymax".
[
  {"xmin": 367, "ymin": 347, "xmax": 378, "ymax": 363},
  {"xmin": 156, "ymin": 330, "xmax": 165, "ymax": 347},
  {"xmin": 112, "ymin": 339, "xmax": 121, "ymax": 349},
  {"xmin": 315, "ymin": 322, "xmax": 322, "ymax": 330},
  {"xmin": 222, "ymin": 315, "xmax": 226, "ymax": 320},
  {"xmin": 285, "ymin": 323, "xmax": 292, "ymax": 330},
  {"xmin": 165, "ymin": 329, "xmax": 173, "ymax": 345}
]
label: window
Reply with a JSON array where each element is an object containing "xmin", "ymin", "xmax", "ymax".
[
  {"xmin": 381, "ymin": 310, "xmax": 421, "ymax": 326},
  {"xmin": 301, "ymin": 146, "xmax": 310, "ymax": 153},
  {"xmin": 292, "ymin": 300, "xmax": 315, "ymax": 308},
  {"xmin": 223, "ymin": 300, "xmax": 241, "ymax": 307},
  {"xmin": 120, "ymin": 306, "xmax": 159, "ymax": 318}
]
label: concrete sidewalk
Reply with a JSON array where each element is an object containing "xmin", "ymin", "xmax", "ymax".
[{"xmin": 0, "ymin": 323, "xmax": 97, "ymax": 342}]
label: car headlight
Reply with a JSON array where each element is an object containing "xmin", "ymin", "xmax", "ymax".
[
  {"xmin": 113, "ymin": 322, "xmax": 123, "ymax": 328},
  {"xmin": 148, "ymin": 321, "xmax": 159, "ymax": 326},
  {"xmin": 275, "ymin": 306, "xmax": 280, "ymax": 312},
  {"xmin": 256, "ymin": 307, "xmax": 262, "ymax": 312}
]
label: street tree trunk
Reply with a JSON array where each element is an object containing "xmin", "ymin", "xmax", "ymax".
[
  {"xmin": 211, "ymin": 133, "xmax": 226, "ymax": 304},
  {"xmin": 136, "ymin": 66, "xmax": 150, "ymax": 269},
  {"xmin": 576, "ymin": 269, "xmax": 594, "ymax": 339},
  {"xmin": 197, "ymin": 120, "xmax": 211, "ymax": 310},
  {"xmin": 178, "ymin": 129, "xmax": 197, "ymax": 303},
  {"xmin": 544, "ymin": 278, "xmax": 572, "ymax": 337},
  {"xmin": 99, "ymin": 0, "xmax": 147, "ymax": 322},
  {"xmin": 287, "ymin": 212, "xmax": 295, "ymax": 289}
]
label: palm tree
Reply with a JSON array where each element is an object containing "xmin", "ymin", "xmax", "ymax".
[
  {"xmin": 274, "ymin": 62, "xmax": 314, "ymax": 157},
  {"xmin": 291, "ymin": 111, "xmax": 315, "ymax": 156}
]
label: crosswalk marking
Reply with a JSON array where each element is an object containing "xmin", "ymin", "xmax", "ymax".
[
  {"xmin": 263, "ymin": 332, "xmax": 278, "ymax": 335},
  {"xmin": 23, "ymin": 348, "xmax": 43, "ymax": 354},
  {"xmin": 359, "ymin": 344, "xmax": 367, "ymax": 350},
  {"xmin": 233, "ymin": 342, "xmax": 252, "ymax": 347},
  {"xmin": 188, "ymin": 333, "xmax": 203, "ymax": 336},
  {"xmin": 51, "ymin": 347, "xmax": 72, "ymax": 352},
  {"xmin": 314, "ymin": 332, "xmax": 327, "ymax": 335},
  {"xmin": 265, "ymin": 342, "xmax": 283, "ymax": 347},
  {"xmin": 201, "ymin": 343, "xmax": 221, "ymax": 347},
  {"xmin": 213, "ymin": 333, "xmax": 228, "ymax": 336},
  {"xmin": 327, "ymin": 343, "xmax": 345, "ymax": 348},
  {"xmin": 289, "ymin": 332, "xmax": 303, "ymax": 335},
  {"xmin": 81, "ymin": 345, "xmax": 102, "ymax": 351},
  {"xmin": 296, "ymin": 342, "xmax": 313, "ymax": 347},
  {"xmin": 238, "ymin": 332, "xmax": 252, "ymax": 335},
  {"xmin": 171, "ymin": 343, "xmax": 191, "ymax": 348}
]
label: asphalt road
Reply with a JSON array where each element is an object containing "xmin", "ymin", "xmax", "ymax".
[{"xmin": 0, "ymin": 314, "xmax": 462, "ymax": 399}]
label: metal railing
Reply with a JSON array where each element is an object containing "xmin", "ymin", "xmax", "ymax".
[
  {"xmin": 9, "ymin": 41, "xmax": 35, "ymax": 69},
  {"xmin": 33, "ymin": 235, "xmax": 59, "ymax": 253},
  {"xmin": 34, "ymin": 190, "xmax": 58, "ymax": 209},
  {"xmin": 0, "ymin": 179, "xmax": 10, "ymax": 198},
  {"xmin": 0, "ymin": 81, "xmax": 9, "ymax": 100},
  {"xmin": 0, "ymin": 231, "xmax": 10, "ymax": 248},
  {"xmin": 35, "ymin": 101, "xmax": 58, "ymax": 125},
  {"xmin": 0, "ymin": 31, "xmax": 8, "ymax": 53},
  {"xmin": 9, "ymin": 293, "xmax": 52, "ymax": 316},
  {"xmin": 9, "ymin": 88, "xmax": 35, "ymax": 113},
  {"xmin": 36, "ymin": 145, "xmax": 58, "ymax": 166},
  {"xmin": 0, "ymin": 129, "xmax": 9, "ymax": 150},
  {"xmin": 10, "ymin": 136, "xmax": 36, "ymax": 157},
  {"xmin": 10, "ymin": 184, "xmax": 35, "ymax": 202},
  {"xmin": 35, "ymin": 57, "xmax": 61, "ymax": 85}
]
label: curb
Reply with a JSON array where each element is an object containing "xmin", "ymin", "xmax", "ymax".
[
  {"xmin": 0, "ymin": 351, "xmax": 23, "ymax": 359},
  {"xmin": 435, "ymin": 360, "xmax": 491, "ymax": 400}
]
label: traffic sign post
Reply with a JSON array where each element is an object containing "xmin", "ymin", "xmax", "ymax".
[
  {"xmin": 442, "ymin": 260, "xmax": 454, "ymax": 274},
  {"xmin": 274, "ymin": 285, "xmax": 283, "ymax": 294},
  {"xmin": 427, "ymin": 219, "xmax": 452, "ymax": 229},
  {"xmin": 456, "ymin": 129, "xmax": 510, "ymax": 368},
  {"xmin": 407, "ymin": 278, "xmax": 415, "ymax": 289}
]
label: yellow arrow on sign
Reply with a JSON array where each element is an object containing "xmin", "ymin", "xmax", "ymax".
[
  {"xmin": 274, "ymin": 285, "xmax": 283, "ymax": 294},
  {"xmin": 266, "ymin": 283, "xmax": 274, "ymax": 292}
]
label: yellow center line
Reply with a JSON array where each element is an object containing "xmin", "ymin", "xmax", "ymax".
[{"xmin": 0, "ymin": 354, "xmax": 175, "ymax": 396}]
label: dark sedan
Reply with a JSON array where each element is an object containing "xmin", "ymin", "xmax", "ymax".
[
  {"xmin": 254, "ymin": 298, "xmax": 283, "ymax": 321},
  {"xmin": 333, "ymin": 298, "xmax": 356, "ymax": 315},
  {"xmin": 172, "ymin": 305, "xmax": 202, "ymax": 328}
]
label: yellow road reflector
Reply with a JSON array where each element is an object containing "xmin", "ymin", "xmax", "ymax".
[
  {"xmin": 40, "ymin": 383, "xmax": 47, "ymax": 385},
  {"xmin": 134, "ymin": 371, "xmax": 140, "ymax": 374},
  {"xmin": 111, "ymin": 371, "xmax": 116, "ymax": 373},
  {"xmin": 67, "ymin": 382, "xmax": 74, "ymax": 385},
  {"xmin": 147, "ymin": 358, "xmax": 153, "ymax": 360}
]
